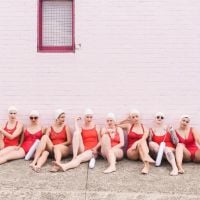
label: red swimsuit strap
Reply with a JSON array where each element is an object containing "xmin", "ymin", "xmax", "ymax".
[{"xmin": 4, "ymin": 121, "xmax": 18, "ymax": 130}]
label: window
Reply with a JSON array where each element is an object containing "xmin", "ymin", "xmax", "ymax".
[{"xmin": 38, "ymin": 0, "xmax": 75, "ymax": 52}]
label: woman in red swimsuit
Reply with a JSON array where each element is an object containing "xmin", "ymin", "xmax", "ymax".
[
  {"xmin": 53, "ymin": 109, "xmax": 101, "ymax": 171},
  {"xmin": 118, "ymin": 109, "xmax": 154, "ymax": 174},
  {"xmin": 101, "ymin": 113, "xmax": 124, "ymax": 173},
  {"xmin": 175, "ymin": 115, "xmax": 200, "ymax": 174},
  {"xmin": 0, "ymin": 106, "xmax": 23, "ymax": 156},
  {"xmin": 149, "ymin": 112, "xmax": 178, "ymax": 176},
  {"xmin": 0, "ymin": 110, "xmax": 44, "ymax": 165},
  {"xmin": 30, "ymin": 109, "xmax": 72, "ymax": 172}
]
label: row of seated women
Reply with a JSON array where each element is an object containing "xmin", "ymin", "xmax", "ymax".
[{"xmin": 0, "ymin": 106, "xmax": 200, "ymax": 176}]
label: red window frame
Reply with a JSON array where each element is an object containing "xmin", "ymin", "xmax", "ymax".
[{"xmin": 38, "ymin": 0, "xmax": 75, "ymax": 53}]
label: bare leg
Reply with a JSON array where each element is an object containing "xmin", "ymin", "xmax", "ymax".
[
  {"xmin": 175, "ymin": 143, "xmax": 191, "ymax": 174},
  {"xmin": 0, "ymin": 146, "xmax": 19, "ymax": 157},
  {"xmin": 0, "ymin": 148, "xmax": 25, "ymax": 164},
  {"xmin": 137, "ymin": 141, "xmax": 155, "ymax": 174},
  {"xmin": 30, "ymin": 135, "xmax": 53, "ymax": 168},
  {"xmin": 32, "ymin": 151, "xmax": 49, "ymax": 173},
  {"xmin": 194, "ymin": 149, "xmax": 200, "ymax": 163},
  {"xmin": 101, "ymin": 134, "xmax": 122, "ymax": 173},
  {"xmin": 149, "ymin": 141, "xmax": 159, "ymax": 154},
  {"xmin": 164, "ymin": 147, "xmax": 178, "ymax": 176},
  {"xmin": 50, "ymin": 144, "xmax": 70, "ymax": 172},
  {"xmin": 53, "ymin": 150, "xmax": 93, "ymax": 172},
  {"xmin": 72, "ymin": 131, "xmax": 84, "ymax": 159}
]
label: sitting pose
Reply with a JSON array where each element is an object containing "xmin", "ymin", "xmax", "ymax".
[
  {"xmin": 101, "ymin": 113, "xmax": 124, "ymax": 173},
  {"xmin": 118, "ymin": 109, "xmax": 154, "ymax": 174},
  {"xmin": 0, "ymin": 106, "xmax": 23, "ymax": 155},
  {"xmin": 175, "ymin": 115, "xmax": 200, "ymax": 174},
  {"xmin": 30, "ymin": 109, "xmax": 72, "ymax": 172},
  {"xmin": 0, "ymin": 110, "xmax": 44, "ymax": 164},
  {"xmin": 53, "ymin": 109, "xmax": 101, "ymax": 171},
  {"xmin": 149, "ymin": 112, "xmax": 178, "ymax": 176}
]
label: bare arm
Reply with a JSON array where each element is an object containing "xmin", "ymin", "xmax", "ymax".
[
  {"xmin": 192, "ymin": 128, "xmax": 200, "ymax": 145},
  {"xmin": 91, "ymin": 125, "xmax": 101, "ymax": 152},
  {"xmin": 74, "ymin": 116, "xmax": 82, "ymax": 132},
  {"xmin": 62, "ymin": 126, "xmax": 72, "ymax": 146},
  {"xmin": 116, "ymin": 117, "xmax": 131, "ymax": 130},
  {"xmin": 0, "ymin": 122, "xmax": 23, "ymax": 140}
]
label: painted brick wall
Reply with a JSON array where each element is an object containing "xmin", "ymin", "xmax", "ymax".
[{"xmin": 0, "ymin": 0, "xmax": 200, "ymax": 129}]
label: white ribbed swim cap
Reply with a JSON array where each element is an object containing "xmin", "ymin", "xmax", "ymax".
[
  {"xmin": 106, "ymin": 112, "xmax": 116, "ymax": 121},
  {"xmin": 129, "ymin": 109, "xmax": 140, "ymax": 116},
  {"xmin": 155, "ymin": 112, "xmax": 165, "ymax": 118},
  {"xmin": 84, "ymin": 108, "xmax": 94, "ymax": 116},
  {"xmin": 8, "ymin": 106, "xmax": 18, "ymax": 113},
  {"xmin": 180, "ymin": 114, "xmax": 191, "ymax": 120},
  {"xmin": 29, "ymin": 110, "xmax": 40, "ymax": 117},
  {"xmin": 54, "ymin": 109, "xmax": 65, "ymax": 120}
]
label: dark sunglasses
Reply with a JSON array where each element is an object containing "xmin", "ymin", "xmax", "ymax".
[
  {"xmin": 107, "ymin": 119, "xmax": 113, "ymax": 122},
  {"xmin": 30, "ymin": 116, "xmax": 38, "ymax": 120},
  {"xmin": 156, "ymin": 116, "xmax": 164, "ymax": 120}
]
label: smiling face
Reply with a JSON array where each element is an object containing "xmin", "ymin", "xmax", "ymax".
[
  {"xmin": 8, "ymin": 111, "xmax": 17, "ymax": 120},
  {"xmin": 84, "ymin": 115, "xmax": 93, "ymax": 123},
  {"xmin": 180, "ymin": 117, "xmax": 190, "ymax": 129}
]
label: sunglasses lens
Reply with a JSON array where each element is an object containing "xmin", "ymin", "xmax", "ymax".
[
  {"xmin": 30, "ymin": 117, "xmax": 38, "ymax": 120},
  {"xmin": 157, "ymin": 116, "xmax": 164, "ymax": 120}
]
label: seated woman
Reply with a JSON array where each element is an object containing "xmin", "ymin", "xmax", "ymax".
[
  {"xmin": 118, "ymin": 109, "xmax": 154, "ymax": 174},
  {"xmin": 30, "ymin": 109, "xmax": 72, "ymax": 172},
  {"xmin": 0, "ymin": 106, "xmax": 23, "ymax": 155},
  {"xmin": 101, "ymin": 113, "xmax": 124, "ymax": 173},
  {"xmin": 149, "ymin": 112, "xmax": 178, "ymax": 176},
  {"xmin": 53, "ymin": 108, "xmax": 101, "ymax": 172},
  {"xmin": 175, "ymin": 115, "xmax": 200, "ymax": 174},
  {"xmin": 0, "ymin": 110, "xmax": 44, "ymax": 164}
]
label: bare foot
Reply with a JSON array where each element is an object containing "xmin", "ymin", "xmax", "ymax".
[
  {"xmin": 103, "ymin": 166, "xmax": 116, "ymax": 174},
  {"xmin": 141, "ymin": 163, "xmax": 149, "ymax": 174},
  {"xmin": 29, "ymin": 163, "xmax": 36, "ymax": 169},
  {"xmin": 170, "ymin": 168, "xmax": 178, "ymax": 176},
  {"xmin": 49, "ymin": 165, "xmax": 59, "ymax": 173},
  {"xmin": 178, "ymin": 168, "xmax": 185, "ymax": 174},
  {"xmin": 32, "ymin": 165, "xmax": 41, "ymax": 173},
  {"xmin": 52, "ymin": 161, "xmax": 66, "ymax": 172}
]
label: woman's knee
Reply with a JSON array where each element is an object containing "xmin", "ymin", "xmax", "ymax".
[
  {"xmin": 42, "ymin": 150, "xmax": 49, "ymax": 157},
  {"xmin": 176, "ymin": 143, "xmax": 184, "ymax": 151},
  {"xmin": 41, "ymin": 135, "xmax": 49, "ymax": 142}
]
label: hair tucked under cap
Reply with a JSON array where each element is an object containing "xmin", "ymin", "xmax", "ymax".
[
  {"xmin": 106, "ymin": 112, "xmax": 116, "ymax": 121},
  {"xmin": 84, "ymin": 108, "xmax": 94, "ymax": 116},
  {"xmin": 8, "ymin": 106, "xmax": 18, "ymax": 113},
  {"xmin": 29, "ymin": 110, "xmax": 40, "ymax": 117},
  {"xmin": 54, "ymin": 109, "xmax": 65, "ymax": 120}
]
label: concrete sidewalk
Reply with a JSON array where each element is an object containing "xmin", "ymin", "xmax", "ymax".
[{"xmin": 0, "ymin": 158, "xmax": 199, "ymax": 200}]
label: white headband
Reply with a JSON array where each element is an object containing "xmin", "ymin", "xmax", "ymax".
[
  {"xmin": 8, "ymin": 106, "xmax": 18, "ymax": 113},
  {"xmin": 84, "ymin": 108, "xmax": 94, "ymax": 116},
  {"xmin": 106, "ymin": 112, "xmax": 116, "ymax": 121},
  {"xmin": 54, "ymin": 109, "xmax": 65, "ymax": 120},
  {"xmin": 29, "ymin": 110, "xmax": 40, "ymax": 117}
]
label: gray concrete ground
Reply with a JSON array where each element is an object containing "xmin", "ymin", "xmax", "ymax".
[{"xmin": 0, "ymin": 158, "xmax": 200, "ymax": 200}]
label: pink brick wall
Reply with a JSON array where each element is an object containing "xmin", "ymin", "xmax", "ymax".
[{"xmin": 0, "ymin": 0, "xmax": 200, "ymax": 128}]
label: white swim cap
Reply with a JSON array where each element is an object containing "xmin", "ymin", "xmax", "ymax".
[
  {"xmin": 8, "ymin": 106, "xmax": 18, "ymax": 113},
  {"xmin": 180, "ymin": 115, "xmax": 191, "ymax": 120},
  {"xmin": 129, "ymin": 109, "xmax": 140, "ymax": 116},
  {"xmin": 155, "ymin": 112, "xmax": 165, "ymax": 118},
  {"xmin": 29, "ymin": 110, "xmax": 40, "ymax": 117},
  {"xmin": 54, "ymin": 109, "xmax": 65, "ymax": 120},
  {"xmin": 84, "ymin": 108, "xmax": 94, "ymax": 116},
  {"xmin": 106, "ymin": 112, "xmax": 116, "ymax": 121}
]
